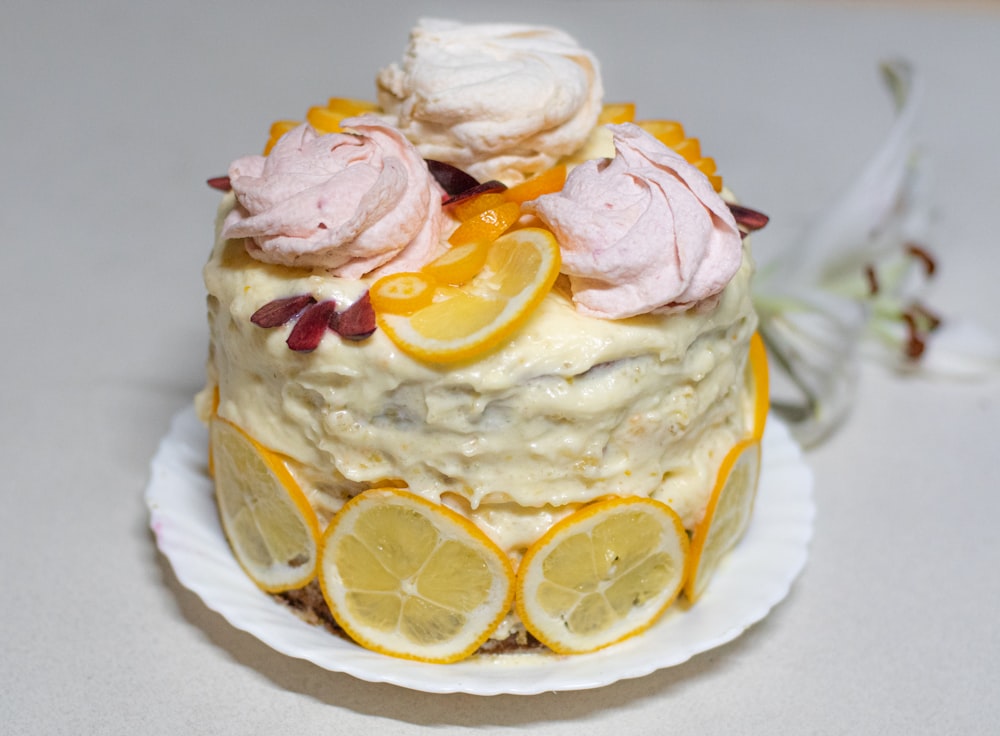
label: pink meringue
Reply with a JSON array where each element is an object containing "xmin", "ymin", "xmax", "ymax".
[
  {"xmin": 222, "ymin": 117, "xmax": 448, "ymax": 278},
  {"xmin": 524, "ymin": 123, "xmax": 743, "ymax": 319}
]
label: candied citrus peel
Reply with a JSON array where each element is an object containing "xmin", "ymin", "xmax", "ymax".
[
  {"xmin": 503, "ymin": 165, "xmax": 567, "ymax": 204},
  {"xmin": 598, "ymin": 102, "xmax": 636, "ymax": 125},
  {"xmin": 263, "ymin": 97, "xmax": 379, "ymax": 154},
  {"xmin": 637, "ymin": 119, "xmax": 723, "ymax": 192},
  {"xmin": 448, "ymin": 200, "xmax": 522, "ymax": 247}
]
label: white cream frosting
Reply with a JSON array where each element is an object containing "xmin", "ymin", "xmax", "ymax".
[
  {"xmin": 199, "ymin": 194, "xmax": 757, "ymax": 556},
  {"xmin": 376, "ymin": 18, "xmax": 603, "ymax": 185}
]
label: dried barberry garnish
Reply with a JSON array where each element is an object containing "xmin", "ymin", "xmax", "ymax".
[
  {"xmin": 426, "ymin": 160, "xmax": 480, "ymax": 196},
  {"xmin": 252, "ymin": 291, "xmax": 377, "ymax": 352},
  {"xmin": 727, "ymin": 203, "xmax": 770, "ymax": 233},
  {"xmin": 442, "ymin": 180, "xmax": 508, "ymax": 207},
  {"xmin": 286, "ymin": 300, "xmax": 340, "ymax": 352},
  {"xmin": 207, "ymin": 175, "xmax": 232, "ymax": 192},
  {"xmin": 250, "ymin": 295, "xmax": 317, "ymax": 328},
  {"xmin": 331, "ymin": 291, "xmax": 377, "ymax": 340}
]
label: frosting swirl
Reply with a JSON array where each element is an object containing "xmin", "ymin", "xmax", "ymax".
[
  {"xmin": 377, "ymin": 18, "xmax": 603, "ymax": 185},
  {"xmin": 222, "ymin": 117, "xmax": 447, "ymax": 278},
  {"xmin": 523, "ymin": 123, "xmax": 743, "ymax": 319}
]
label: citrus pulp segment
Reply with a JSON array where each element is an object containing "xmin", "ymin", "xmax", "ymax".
[
  {"xmin": 515, "ymin": 496, "xmax": 689, "ymax": 655},
  {"xmin": 374, "ymin": 227, "xmax": 561, "ymax": 363},
  {"xmin": 685, "ymin": 439, "xmax": 762, "ymax": 603},
  {"xmin": 210, "ymin": 417, "xmax": 320, "ymax": 593},
  {"xmin": 318, "ymin": 488, "xmax": 515, "ymax": 663}
]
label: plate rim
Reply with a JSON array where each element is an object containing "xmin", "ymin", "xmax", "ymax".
[{"xmin": 146, "ymin": 405, "xmax": 814, "ymax": 695}]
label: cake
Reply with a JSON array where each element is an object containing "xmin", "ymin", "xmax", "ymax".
[{"xmin": 197, "ymin": 18, "xmax": 770, "ymax": 663}]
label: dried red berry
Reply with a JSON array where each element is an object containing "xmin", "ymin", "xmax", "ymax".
[
  {"xmin": 727, "ymin": 203, "xmax": 770, "ymax": 233},
  {"xmin": 426, "ymin": 160, "xmax": 480, "ymax": 196},
  {"xmin": 207, "ymin": 176, "xmax": 232, "ymax": 191},
  {"xmin": 442, "ymin": 180, "xmax": 508, "ymax": 207},
  {"xmin": 286, "ymin": 300, "xmax": 339, "ymax": 352},
  {"xmin": 251, "ymin": 295, "xmax": 317, "ymax": 328},
  {"xmin": 331, "ymin": 291, "xmax": 376, "ymax": 340}
]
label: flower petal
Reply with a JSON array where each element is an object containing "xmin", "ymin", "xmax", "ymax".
[
  {"xmin": 755, "ymin": 289, "xmax": 867, "ymax": 446},
  {"xmin": 768, "ymin": 59, "xmax": 924, "ymax": 290}
]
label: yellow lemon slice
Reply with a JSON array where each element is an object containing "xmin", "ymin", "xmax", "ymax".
[
  {"xmin": 210, "ymin": 417, "xmax": 320, "ymax": 593},
  {"xmin": 374, "ymin": 227, "xmax": 561, "ymax": 363},
  {"xmin": 368, "ymin": 271, "xmax": 437, "ymax": 315},
  {"xmin": 515, "ymin": 496, "xmax": 689, "ymax": 655},
  {"xmin": 747, "ymin": 332, "xmax": 770, "ymax": 441},
  {"xmin": 422, "ymin": 240, "xmax": 490, "ymax": 286},
  {"xmin": 318, "ymin": 488, "xmax": 515, "ymax": 663},
  {"xmin": 685, "ymin": 439, "xmax": 762, "ymax": 603}
]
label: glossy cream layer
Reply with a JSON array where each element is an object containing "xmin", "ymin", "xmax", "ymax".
[{"xmin": 199, "ymin": 195, "xmax": 756, "ymax": 554}]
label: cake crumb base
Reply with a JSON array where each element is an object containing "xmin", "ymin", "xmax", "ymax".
[{"xmin": 273, "ymin": 581, "xmax": 546, "ymax": 655}]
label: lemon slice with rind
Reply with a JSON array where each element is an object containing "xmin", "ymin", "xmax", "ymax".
[
  {"xmin": 374, "ymin": 227, "xmax": 561, "ymax": 363},
  {"xmin": 318, "ymin": 488, "xmax": 515, "ymax": 663},
  {"xmin": 210, "ymin": 417, "xmax": 320, "ymax": 593},
  {"xmin": 685, "ymin": 439, "xmax": 762, "ymax": 603},
  {"xmin": 515, "ymin": 496, "xmax": 689, "ymax": 655},
  {"xmin": 747, "ymin": 331, "xmax": 770, "ymax": 441}
]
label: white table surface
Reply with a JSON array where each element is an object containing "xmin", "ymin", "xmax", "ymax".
[{"xmin": 4, "ymin": 1, "xmax": 999, "ymax": 733}]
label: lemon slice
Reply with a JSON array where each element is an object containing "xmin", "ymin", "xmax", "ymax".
[
  {"xmin": 685, "ymin": 439, "xmax": 762, "ymax": 603},
  {"xmin": 210, "ymin": 417, "xmax": 320, "ymax": 592},
  {"xmin": 747, "ymin": 332, "xmax": 770, "ymax": 441},
  {"xmin": 515, "ymin": 496, "xmax": 689, "ymax": 655},
  {"xmin": 318, "ymin": 488, "xmax": 515, "ymax": 663},
  {"xmin": 368, "ymin": 271, "xmax": 437, "ymax": 315},
  {"xmin": 374, "ymin": 227, "xmax": 561, "ymax": 363}
]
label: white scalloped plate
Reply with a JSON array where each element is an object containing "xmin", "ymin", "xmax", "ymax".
[{"xmin": 146, "ymin": 405, "xmax": 814, "ymax": 695}]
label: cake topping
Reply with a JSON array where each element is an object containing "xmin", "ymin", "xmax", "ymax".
[
  {"xmin": 222, "ymin": 118, "xmax": 448, "ymax": 278},
  {"xmin": 250, "ymin": 294, "xmax": 316, "ymax": 328},
  {"xmin": 377, "ymin": 19, "xmax": 603, "ymax": 185},
  {"xmin": 252, "ymin": 292, "xmax": 377, "ymax": 352},
  {"xmin": 523, "ymin": 123, "xmax": 743, "ymax": 320}
]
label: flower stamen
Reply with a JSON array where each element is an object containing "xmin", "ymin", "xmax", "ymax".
[{"xmin": 905, "ymin": 242, "xmax": 937, "ymax": 277}]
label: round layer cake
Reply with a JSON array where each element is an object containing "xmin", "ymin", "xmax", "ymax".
[
  {"xmin": 201, "ymin": 195, "xmax": 756, "ymax": 540},
  {"xmin": 196, "ymin": 18, "xmax": 767, "ymax": 660}
]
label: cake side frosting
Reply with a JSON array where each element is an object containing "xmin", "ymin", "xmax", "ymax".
[
  {"xmin": 197, "ymin": 18, "xmax": 770, "ymax": 661},
  {"xmin": 200, "ymin": 192, "xmax": 756, "ymax": 554}
]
